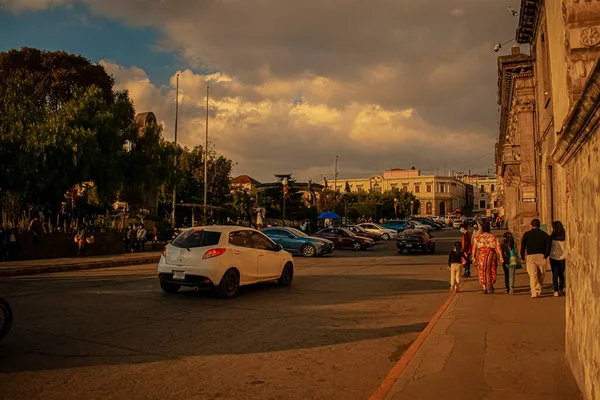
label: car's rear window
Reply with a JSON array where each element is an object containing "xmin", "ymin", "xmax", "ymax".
[{"xmin": 171, "ymin": 229, "xmax": 221, "ymax": 248}]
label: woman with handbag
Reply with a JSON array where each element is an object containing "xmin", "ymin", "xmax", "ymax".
[{"xmin": 501, "ymin": 232, "xmax": 521, "ymax": 294}]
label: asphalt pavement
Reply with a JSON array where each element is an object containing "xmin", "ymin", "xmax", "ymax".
[{"xmin": 0, "ymin": 228, "xmax": 461, "ymax": 400}]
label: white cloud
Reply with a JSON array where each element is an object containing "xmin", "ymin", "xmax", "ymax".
[{"xmin": 103, "ymin": 62, "xmax": 492, "ymax": 181}]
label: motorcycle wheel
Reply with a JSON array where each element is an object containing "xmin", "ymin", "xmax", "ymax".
[{"xmin": 0, "ymin": 297, "xmax": 13, "ymax": 341}]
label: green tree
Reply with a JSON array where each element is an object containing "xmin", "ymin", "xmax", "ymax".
[
  {"xmin": 174, "ymin": 145, "xmax": 233, "ymax": 207},
  {"xmin": 0, "ymin": 47, "xmax": 135, "ymax": 216}
]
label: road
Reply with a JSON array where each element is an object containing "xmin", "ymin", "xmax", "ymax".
[{"xmin": 0, "ymin": 228, "xmax": 461, "ymax": 400}]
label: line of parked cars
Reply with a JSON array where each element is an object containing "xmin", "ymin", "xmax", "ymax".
[{"xmin": 156, "ymin": 216, "xmax": 447, "ymax": 299}]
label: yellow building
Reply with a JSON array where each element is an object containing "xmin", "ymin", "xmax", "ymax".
[{"xmin": 322, "ymin": 168, "xmax": 466, "ymax": 216}]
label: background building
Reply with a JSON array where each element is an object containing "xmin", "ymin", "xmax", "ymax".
[
  {"xmin": 459, "ymin": 175, "xmax": 501, "ymax": 216},
  {"xmin": 322, "ymin": 168, "xmax": 466, "ymax": 216},
  {"xmin": 496, "ymin": 2, "xmax": 600, "ymax": 398}
]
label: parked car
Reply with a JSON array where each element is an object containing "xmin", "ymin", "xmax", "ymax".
[
  {"xmin": 411, "ymin": 217, "xmax": 442, "ymax": 230},
  {"xmin": 396, "ymin": 229, "xmax": 436, "ymax": 254},
  {"xmin": 262, "ymin": 227, "xmax": 334, "ymax": 257},
  {"xmin": 343, "ymin": 225, "xmax": 383, "ymax": 241},
  {"xmin": 158, "ymin": 226, "xmax": 294, "ymax": 298},
  {"xmin": 453, "ymin": 218, "xmax": 465, "ymax": 229},
  {"xmin": 410, "ymin": 221, "xmax": 433, "ymax": 231},
  {"xmin": 356, "ymin": 223, "xmax": 398, "ymax": 240},
  {"xmin": 314, "ymin": 228, "xmax": 375, "ymax": 251},
  {"xmin": 382, "ymin": 220, "xmax": 411, "ymax": 232}
]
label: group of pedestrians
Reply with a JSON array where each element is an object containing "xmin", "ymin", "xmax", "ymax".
[
  {"xmin": 448, "ymin": 217, "xmax": 566, "ymax": 297},
  {"xmin": 124, "ymin": 224, "xmax": 148, "ymax": 253}
]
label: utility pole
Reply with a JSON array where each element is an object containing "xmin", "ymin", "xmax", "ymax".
[
  {"xmin": 171, "ymin": 74, "xmax": 179, "ymax": 228},
  {"xmin": 203, "ymin": 86, "xmax": 209, "ymax": 225},
  {"xmin": 334, "ymin": 155, "xmax": 339, "ymax": 198}
]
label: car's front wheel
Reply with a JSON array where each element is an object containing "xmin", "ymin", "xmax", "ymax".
[
  {"xmin": 216, "ymin": 268, "xmax": 240, "ymax": 298},
  {"xmin": 353, "ymin": 242, "xmax": 362, "ymax": 251},
  {"xmin": 278, "ymin": 263, "xmax": 294, "ymax": 286},
  {"xmin": 382, "ymin": 233, "xmax": 390, "ymax": 240},
  {"xmin": 301, "ymin": 244, "xmax": 316, "ymax": 257},
  {"xmin": 160, "ymin": 281, "xmax": 181, "ymax": 294}
]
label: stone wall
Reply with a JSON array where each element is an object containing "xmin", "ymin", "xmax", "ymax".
[
  {"xmin": 10, "ymin": 231, "xmax": 128, "ymax": 260},
  {"xmin": 563, "ymin": 124, "xmax": 600, "ymax": 400}
]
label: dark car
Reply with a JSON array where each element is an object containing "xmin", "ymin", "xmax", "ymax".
[
  {"xmin": 314, "ymin": 228, "xmax": 375, "ymax": 251},
  {"xmin": 381, "ymin": 220, "xmax": 411, "ymax": 232},
  {"xmin": 410, "ymin": 217, "xmax": 441, "ymax": 230},
  {"xmin": 343, "ymin": 225, "xmax": 383, "ymax": 241},
  {"xmin": 396, "ymin": 229, "xmax": 436, "ymax": 254},
  {"xmin": 262, "ymin": 227, "xmax": 334, "ymax": 257}
]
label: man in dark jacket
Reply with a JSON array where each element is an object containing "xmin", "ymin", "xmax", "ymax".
[{"xmin": 520, "ymin": 218, "xmax": 550, "ymax": 298}]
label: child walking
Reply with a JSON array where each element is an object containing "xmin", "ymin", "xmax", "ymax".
[{"xmin": 448, "ymin": 241, "xmax": 467, "ymax": 292}]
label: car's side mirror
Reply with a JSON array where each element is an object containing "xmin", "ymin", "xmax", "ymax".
[{"xmin": 277, "ymin": 244, "xmax": 283, "ymax": 251}]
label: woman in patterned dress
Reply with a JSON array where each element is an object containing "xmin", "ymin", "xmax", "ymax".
[{"xmin": 472, "ymin": 222, "xmax": 504, "ymax": 294}]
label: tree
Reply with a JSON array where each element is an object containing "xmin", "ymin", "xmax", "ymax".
[
  {"xmin": 0, "ymin": 47, "xmax": 135, "ymax": 219},
  {"xmin": 174, "ymin": 145, "xmax": 233, "ymax": 207}
]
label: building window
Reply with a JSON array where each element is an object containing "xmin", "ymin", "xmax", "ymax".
[
  {"xmin": 479, "ymin": 200, "xmax": 486, "ymax": 209},
  {"xmin": 414, "ymin": 185, "xmax": 420, "ymax": 193},
  {"xmin": 402, "ymin": 185, "xmax": 409, "ymax": 192},
  {"xmin": 356, "ymin": 185, "xmax": 364, "ymax": 193},
  {"xmin": 491, "ymin": 184, "xmax": 495, "ymax": 192},
  {"xmin": 426, "ymin": 184, "xmax": 432, "ymax": 193},
  {"xmin": 480, "ymin": 185, "xmax": 485, "ymax": 193},
  {"xmin": 390, "ymin": 183, "xmax": 398, "ymax": 190},
  {"xmin": 336, "ymin": 185, "xmax": 342, "ymax": 193},
  {"xmin": 373, "ymin": 186, "xmax": 382, "ymax": 193},
  {"xmin": 426, "ymin": 202, "xmax": 432, "ymax": 214},
  {"xmin": 440, "ymin": 184, "xmax": 445, "ymax": 193}
]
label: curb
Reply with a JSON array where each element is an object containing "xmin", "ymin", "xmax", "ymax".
[
  {"xmin": 0, "ymin": 256, "xmax": 160, "ymax": 278},
  {"xmin": 369, "ymin": 287, "xmax": 459, "ymax": 400}
]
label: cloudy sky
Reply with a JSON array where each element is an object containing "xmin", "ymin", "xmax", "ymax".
[{"xmin": 1, "ymin": 0, "xmax": 520, "ymax": 182}]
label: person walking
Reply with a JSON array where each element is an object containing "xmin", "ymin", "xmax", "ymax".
[
  {"xmin": 448, "ymin": 241, "xmax": 467, "ymax": 292},
  {"xmin": 501, "ymin": 232, "xmax": 521, "ymax": 294},
  {"xmin": 520, "ymin": 218, "xmax": 550, "ymax": 298},
  {"xmin": 473, "ymin": 222, "xmax": 503, "ymax": 294},
  {"xmin": 136, "ymin": 224, "xmax": 147, "ymax": 253},
  {"xmin": 75, "ymin": 225, "xmax": 87, "ymax": 256},
  {"xmin": 548, "ymin": 221, "xmax": 566, "ymax": 297},
  {"xmin": 460, "ymin": 222, "xmax": 472, "ymax": 277}
]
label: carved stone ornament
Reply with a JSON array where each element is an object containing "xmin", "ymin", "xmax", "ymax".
[{"xmin": 580, "ymin": 26, "xmax": 600, "ymax": 47}]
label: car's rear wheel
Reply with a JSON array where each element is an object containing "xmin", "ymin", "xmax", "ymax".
[
  {"xmin": 353, "ymin": 242, "xmax": 362, "ymax": 251},
  {"xmin": 278, "ymin": 262, "xmax": 294, "ymax": 286},
  {"xmin": 160, "ymin": 281, "xmax": 181, "ymax": 294},
  {"xmin": 301, "ymin": 244, "xmax": 316, "ymax": 257},
  {"xmin": 382, "ymin": 233, "xmax": 390, "ymax": 240},
  {"xmin": 430, "ymin": 244, "xmax": 436, "ymax": 254},
  {"xmin": 216, "ymin": 268, "xmax": 240, "ymax": 298}
]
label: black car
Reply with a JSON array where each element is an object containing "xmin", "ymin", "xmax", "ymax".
[
  {"xmin": 314, "ymin": 228, "xmax": 375, "ymax": 251},
  {"xmin": 396, "ymin": 229, "xmax": 436, "ymax": 254}
]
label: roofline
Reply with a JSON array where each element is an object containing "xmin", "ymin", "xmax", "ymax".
[{"xmin": 516, "ymin": 0, "xmax": 541, "ymax": 45}]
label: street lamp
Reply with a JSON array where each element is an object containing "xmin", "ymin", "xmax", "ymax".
[
  {"xmin": 410, "ymin": 201, "xmax": 414, "ymax": 217},
  {"xmin": 282, "ymin": 178, "xmax": 288, "ymax": 227}
]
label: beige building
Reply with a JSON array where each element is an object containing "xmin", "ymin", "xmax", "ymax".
[
  {"xmin": 322, "ymin": 168, "xmax": 466, "ymax": 216},
  {"xmin": 496, "ymin": 2, "xmax": 600, "ymax": 398},
  {"xmin": 460, "ymin": 175, "xmax": 502, "ymax": 215},
  {"xmin": 230, "ymin": 175, "xmax": 261, "ymax": 193}
]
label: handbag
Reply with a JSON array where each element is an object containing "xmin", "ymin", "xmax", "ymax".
[{"xmin": 508, "ymin": 245, "xmax": 522, "ymax": 269}]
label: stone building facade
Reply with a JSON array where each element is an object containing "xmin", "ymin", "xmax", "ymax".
[
  {"xmin": 496, "ymin": 1, "xmax": 600, "ymax": 398},
  {"xmin": 322, "ymin": 168, "xmax": 466, "ymax": 216}
]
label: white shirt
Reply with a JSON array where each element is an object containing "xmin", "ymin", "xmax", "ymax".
[{"xmin": 550, "ymin": 239, "xmax": 566, "ymax": 260}]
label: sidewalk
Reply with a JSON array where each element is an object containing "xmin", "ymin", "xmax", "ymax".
[
  {"xmin": 0, "ymin": 252, "xmax": 161, "ymax": 277},
  {"xmin": 381, "ymin": 270, "xmax": 582, "ymax": 400}
]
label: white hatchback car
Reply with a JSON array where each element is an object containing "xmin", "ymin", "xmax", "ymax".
[
  {"xmin": 357, "ymin": 223, "xmax": 398, "ymax": 240},
  {"xmin": 158, "ymin": 226, "xmax": 295, "ymax": 298}
]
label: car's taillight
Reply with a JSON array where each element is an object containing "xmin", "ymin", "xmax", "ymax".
[
  {"xmin": 161, "ymin": 246, "xmax": 167, "ymax": 257},
  {"xmin": 203, "ymin": 248, "xmax": 226, "ymax": 259}
]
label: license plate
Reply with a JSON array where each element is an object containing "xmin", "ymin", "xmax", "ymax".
[
  {"xmin": 406, "ymin": 244, "xmax": 412, "ymax": 248},
  {"xmin": 172, "ymin": 270, "xmax": 185, "ymax": 280}
]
